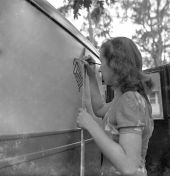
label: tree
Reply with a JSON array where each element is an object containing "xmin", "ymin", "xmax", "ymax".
[
  {"xmin": 120, "ymin": 0, "xmax": 170, "ymax": 68},
  {"xmin": 80, "ymin": 1, "xmax": 113, "ymax": 48},
  {"xmin": 58, "ymin": 0, "xmax": 116, "ymax": 47}
]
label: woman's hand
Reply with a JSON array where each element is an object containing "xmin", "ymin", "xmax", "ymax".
[
  {"xmin": 83, "ymin": 56, "xmax": 96, "ymax": 78},
  {"xmin": 76, "ymin": 108, "xmax": 95, "ymax": 130}
]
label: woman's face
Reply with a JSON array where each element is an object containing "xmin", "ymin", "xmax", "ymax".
[{"xmin": 99, "ymin": 54, "xmax": 117, "ymax": 86}]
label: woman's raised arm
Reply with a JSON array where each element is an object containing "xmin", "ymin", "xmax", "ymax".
[{"xmin": 85, "ymin": 57, "xmax": 111, "ymax": 118}]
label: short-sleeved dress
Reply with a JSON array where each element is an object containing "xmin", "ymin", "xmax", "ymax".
[{"xmin": 100, "ymin": 91, "xmax": 154, "ymax": 176}]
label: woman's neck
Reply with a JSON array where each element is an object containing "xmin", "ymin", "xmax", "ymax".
[{"xmin": 113, "ymin": 88, "xmax": 122, "ymax": 100}]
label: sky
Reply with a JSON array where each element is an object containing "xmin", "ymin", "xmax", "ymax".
[
  {"xmin": 46, "ymin": 1, "xmax": 170, "ymax": 69},
  {"xmin": 47, "ymin": 0, "xmax": 137, "ymax": 40}
]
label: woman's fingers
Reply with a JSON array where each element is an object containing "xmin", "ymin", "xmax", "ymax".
[
  {"xmin": 81, "ymin": 56, "xmax": 96, "ymax": 77},
  {"xmin": 76, "ymin": 108, "xmax": 91, "ymax": 129},
  {"xmin": 78, "ymin": 108, "xmax": 84, "ymax": 113},
  {"xmin": 85, "ymin": 55, "xmax": 95, "ymax": 63}
]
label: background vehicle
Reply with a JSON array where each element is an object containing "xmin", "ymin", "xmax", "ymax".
[{"xmin": 144, "ymin": 64, "xmax": 170, "ymax": 175}]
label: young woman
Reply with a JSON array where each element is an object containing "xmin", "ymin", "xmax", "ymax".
[{"xmin": 76, "ymin": 37, "xmax": 154, "ymax": 176}]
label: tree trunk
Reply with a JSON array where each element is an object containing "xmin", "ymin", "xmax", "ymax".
[{"xmin": 87, "ymin": 9, "xmax": 95, "ymax": 45}]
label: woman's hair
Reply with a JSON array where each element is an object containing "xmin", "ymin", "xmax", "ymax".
[{"xmin": 100, "ymin": 37, "xmax": 154, "ymax": 100}]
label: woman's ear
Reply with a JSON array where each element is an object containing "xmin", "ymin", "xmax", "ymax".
[{"xmin": 109, "ymin": 59, "xmax": 115, "ymax": 69}]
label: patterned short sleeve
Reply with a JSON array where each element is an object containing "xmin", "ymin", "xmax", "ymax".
[{"xmin": 116, "ymin": 91, "xmax": 146, "ymax": 135}]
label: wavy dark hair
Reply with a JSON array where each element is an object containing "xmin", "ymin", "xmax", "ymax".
[{"xmin": 100, "ymin": 37, "xmax": 154, "ymax": 102}]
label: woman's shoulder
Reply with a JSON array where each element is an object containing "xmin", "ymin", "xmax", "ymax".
[
  {"xmin": 119, "ymin": 91, "xmax": 145, "ymax": 102},
  {"xmin": 120, "ymin": 91, "xmax": 143, "ymax": 99},
  {"xmin": 117, "ymin": 91, "xmax": 147, "ymax": 112},
  {"xmin": 115, "ymin": 91, "xmax": 147, "ymax": 132}
]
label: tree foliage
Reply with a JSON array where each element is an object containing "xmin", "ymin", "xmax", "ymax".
[
  {"xmin": 80, "ymin": 1, "xmax": 113, "ymax": 47},
  {"xmin": 120, "ymin": 0, "xmax": 170, "ymax": 67},
  {"xmin": 70, "ymin": 0, "xmax": 116, "ymax": 19},
  {"xmin": 58, "ymin": 0, "xmax": 170, "ymax": 68},
  {"xmin": 58, "ymin": 0, "xmax": 116, "ymax": 47}
]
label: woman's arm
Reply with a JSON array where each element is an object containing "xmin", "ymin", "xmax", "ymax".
[
  {"xmin": 77, "ymin": 109, "xmax": 142, "ymax": 176},
  {"xmin": 93, "ymin": 125, "xmax": 141, "ymax": 176},
  {"xmin": 88, "ymin": 75, "xmax": 111, "ymax": 117},
  {"xmin": 85, "ymin": 57, "xmax": 111, "ymax": 117}
]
